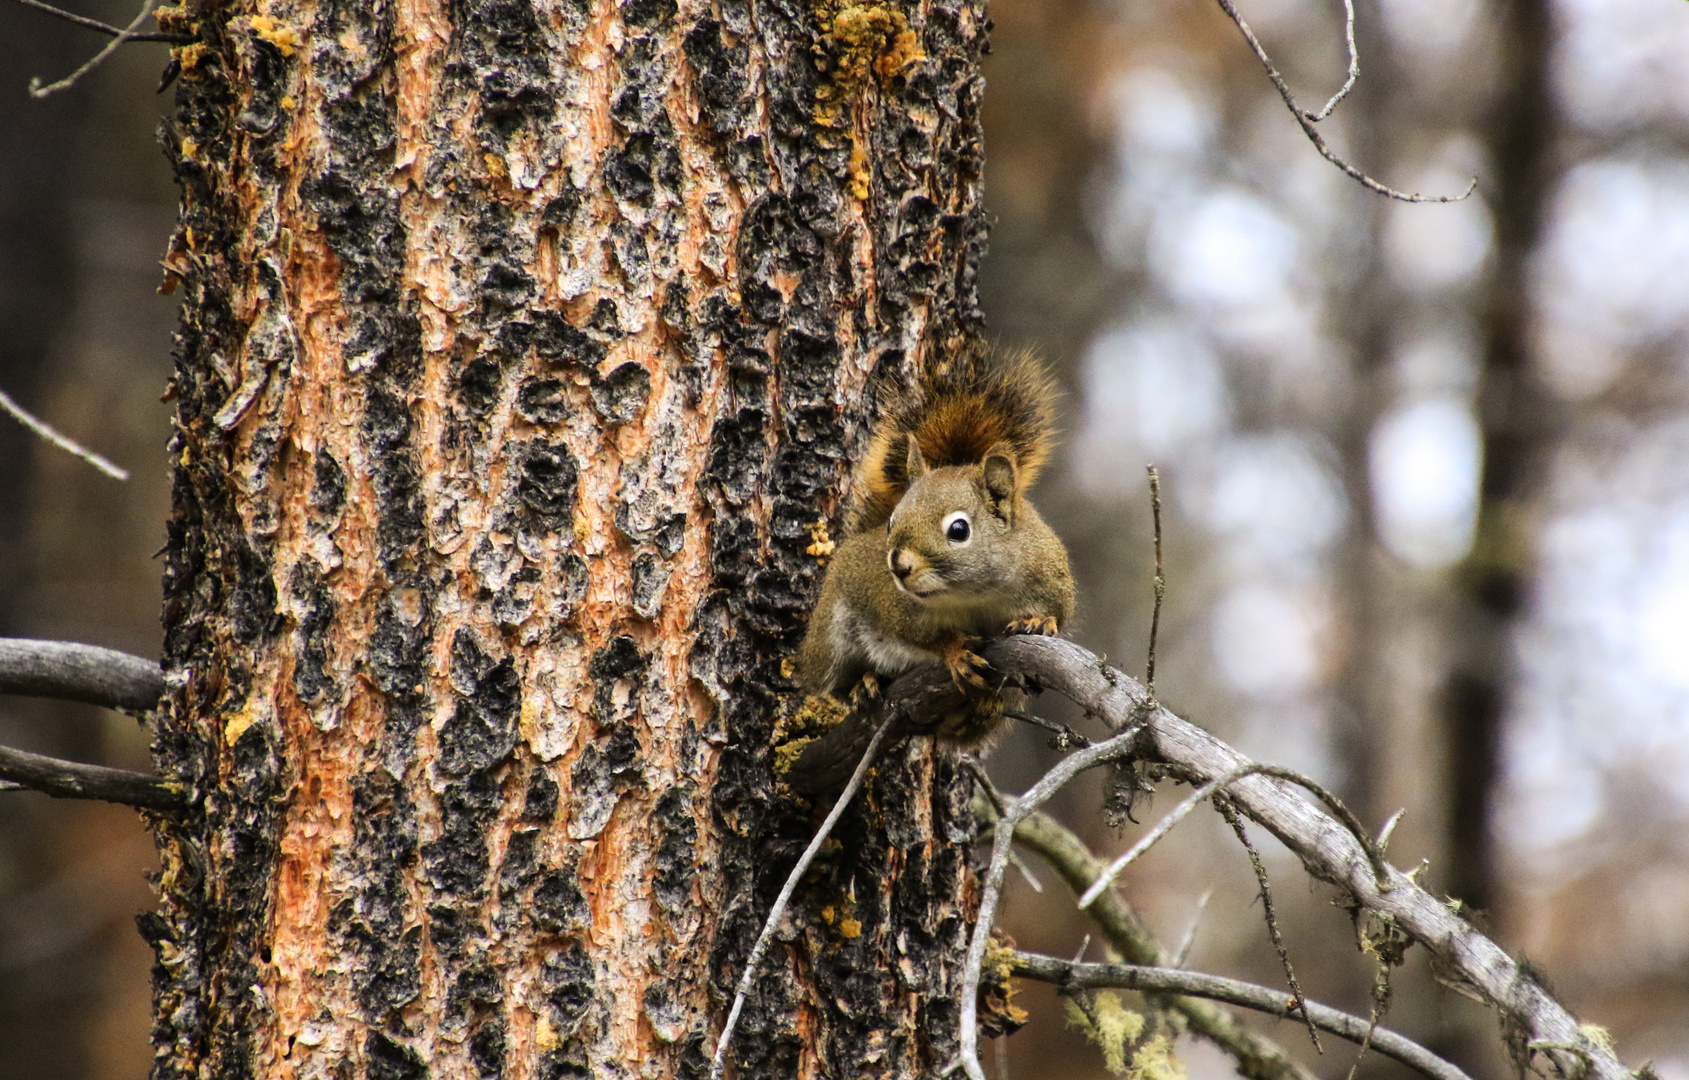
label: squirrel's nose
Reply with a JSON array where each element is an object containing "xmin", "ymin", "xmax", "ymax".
[{"xmin": 890, "ymin": 549, "xmax": 914, "ymax": 580}]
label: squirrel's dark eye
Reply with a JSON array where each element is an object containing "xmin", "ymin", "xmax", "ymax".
[{"xmin": 945, "ymin": 515, "xmax": 971, "ymax": 543}]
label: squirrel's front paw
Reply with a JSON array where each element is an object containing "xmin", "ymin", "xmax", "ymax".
[
  {"xmin": 942, "ymin": 639, "xmax": 993, "ymax": 692},
  {"xmin": 1005, "ymin": 615, "xmax": 1059, "ymax": 637},
  {"xmin": 846, "ymin": 673, "xmax": 882, "ymax": 707}
]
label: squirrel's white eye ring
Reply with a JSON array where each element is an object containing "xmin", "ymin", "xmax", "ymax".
[{"xmin": 944, "ymin": 512, "xmax": 971, "ymax": 544}]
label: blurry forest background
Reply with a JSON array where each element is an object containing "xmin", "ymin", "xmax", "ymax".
[{"xmin": 2, "ymin": 0, "xmax": 1687, "ymax": 1077}]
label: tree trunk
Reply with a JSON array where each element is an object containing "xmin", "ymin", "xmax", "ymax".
[
  {"xmin": 146, "ymin": 2, "xmax": 990, "ymax": 1078},
  {"xmin": 1441, "ymin": 0, "xmax": 1557, "ymax": 920}
]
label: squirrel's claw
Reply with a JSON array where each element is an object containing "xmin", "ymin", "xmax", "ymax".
[
  {"xmin": 1005, "ymin": 615, "xmax": 1059, "ymax": 637},
  {"xmin": 942, "ymin": 640, "xmax": 993, "ymax": 692}
]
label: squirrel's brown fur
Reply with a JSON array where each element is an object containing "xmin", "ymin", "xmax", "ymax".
[
  {"xmin": 851, "ymin": 347, "xmax": 1058, "ymax": 533},
  {"xmin": 799, "ymin": 346, "xmax": 1073, "ymax": 745}
]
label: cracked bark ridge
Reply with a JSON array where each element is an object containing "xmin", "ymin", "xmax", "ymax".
[{"xmin": 147, "ymin": 1, "xmax": 990, "ymax": 1079}]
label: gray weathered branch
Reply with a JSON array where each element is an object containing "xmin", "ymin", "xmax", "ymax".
[
  {"xmin": 0, "ymin": 742, "xmax": 184, "ymax": 811},
  {"xmin": 1012, "ymin": 951, "xmax": 1470, "ymax": 1080},
  {"xmin": 788, "ymin": 635, "xmax": 1632, "ymax": 1080},
  {"xmin": 0, "ymin": 638, "xmax": 165, "ymax": 711}
]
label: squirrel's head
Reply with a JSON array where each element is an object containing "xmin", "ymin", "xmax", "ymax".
[{"xmin": 884, "ymin": 436, "xmax": 1024, "ymax": 603}]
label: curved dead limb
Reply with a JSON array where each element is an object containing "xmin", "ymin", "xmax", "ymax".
[
  {"xmin": 1012, "ymin": 952, "xmax": 1471, "ymax": 1080},
  {"xmin": 0, "ymin": 742, "xmax": 184, "ymax": 811},
  {"xmin": 0, "ymin": 639, "xmax": 164, "ymax": 712},
  {"xmin": 790, "ymin": 634, "xmax": 1634, "ymax": 1080},
  {"xmin": 1006, "ymin": 807, "xmax": 1316, "ymax": 1080}
]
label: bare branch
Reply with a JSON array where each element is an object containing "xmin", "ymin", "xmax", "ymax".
[
  {"xmin": 782, "ymin": 635, "xmax": 1631, "ymax": 1077},
  {"xmin": 0, "ymin": 639, "xmax": 164, "ymax": 711},
  {"xmin": 29, "ymin": 0, "xmax": 159, "ymax": 99},
  {"xmin": 1304, "ymin": 0, "xmax": 1359, "ymax": 122},
  {"xmin": 9, "ymin": 0, "xmax": 188, "ymax": 42},
  {"xmin": 1012, "ymin": 952, "xmax": 1473, "ymax": 1080},
  {"xmin": 784, "ymin": 667, "xmax": 968, "ymax": 795},
  {"xmin": 0, "ymin": 385, "xmax": 129, "ymax": 480},
  {"xmin": 1218, "ymin": 795, "xmax": 1322, "ymax": 1052},
  {"xmin": 710, "ymin": 714, "xmax": 898, "ymax": 1080},
  {"xmin": 1145, "ymin": 465, "xmax": 1165, "ymax": 697},
  {"xmin": 0, "ymin": 742, "xmax": 184, "ymax": 811},
  {"xmin": 957, "ymin": 725, "xmax": 1148, "ymax": 1080},
  {"xmin": 969, "ymin": 635, "xmax": 1634, "ymax": 1080},
  {"xmin": 1210, "ymin": 0, "xmax": 1475, "ymax": 203},
  {"xmin": 1005, "ymin": 708, "xmax": 1091, "ymax": 748},
  {"xmin": 1172, "ymin": 888, "xmax": 1213, "ymax": 968},
  {"xmin": 1009, "ymin": 808, "xmax": 1317, "ymax": 1080},
  {"xmin": 1078, "ymin": 765, "xmax": 1273, "ymax": 908}
]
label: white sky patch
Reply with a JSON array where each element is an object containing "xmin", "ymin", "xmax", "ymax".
[
  {"xmin": 1384, "ymin": 182, "xmax": 1494, "ymax": 292},
  {"xmin": 1533, "ymin": 157, "xmax": 1689, "ymax": 351},
  {"xmin": 1106, "ymin": 67, "xmax": 1216, "ymax": 162},
  {"xmin": 1378, "ymin": 0, "xmax": 1480, "ymax": 61},
  {"xmin": 1507, "ymin": 421, "xmax": 1689, "ymax": 863},
  {"xmin": 1183, "ymin": 432, "xmax": 1347, "ymax": 569},
  {"xmin": 1077, "ymin": 322, "xmax": 1230, "ymax": 471},
  {"xmin": 1151, "ymin": 188, "xmax": 1301, "ymax": 310},
  {"xmin": 1369, "ymin": 397, "xmax": 1482, "ymax": 569},
  {"xmin": 1210, "ymin": 583, "xmax": 1329, "ymax": 696},
  {"xmin": 1638, "ymin": 532, "xmax": 1689, "ymax": 690},
  {"xmin": 1557, "ymin": 0, "xmax": 1689, "ymax": 130}
]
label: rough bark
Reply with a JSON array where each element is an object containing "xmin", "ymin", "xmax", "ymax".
[{"xmin": 146, "ymin": 1, "xmax": 990, "ymax": 1078}]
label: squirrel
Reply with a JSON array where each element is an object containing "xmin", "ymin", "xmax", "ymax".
[{"xmin": 797, "ymin": 347, "xmax": 1075, "ymax": 743}]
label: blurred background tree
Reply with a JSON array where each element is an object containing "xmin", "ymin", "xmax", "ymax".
[{"xmin": 2, "ymin": 0, "xmax": 1688, "ymax": 1077}]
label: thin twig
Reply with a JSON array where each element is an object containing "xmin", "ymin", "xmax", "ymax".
[
  {"xmin": 1012, "ymin": 952, "xmax": 1474, "ymax": 1080},
  {"xmin": 0, "ymin": 742, "xmax": 185, "ymax": 811},
  {"xmin": 1342, "ymin": 964, "xmax": 1392, "ymax": 1080},
  {"xmin": 1145, "ymin": 466, "xmax": 1164, "ymax": 698},
  {"xmin": 0, "ymin": 639, "xmax": 164, "ymax": 711},
  {"xmin": 1304, "ymin": 0, "xmax": 1359, "ymax": 121},
  {"xmin": 1070, "ymin": 934, "xmax": 1091, "ymax": 964},
  {"xmin": 0, "ymin": 386, "xmax": 129, "ymax": 480},
  {"xmin": 1210, "ymin": 0, "xmax": 1475, "ymax": 202},
  {"xmin": 1074, "ymin": 758, "xmax": 1390, "ymax": 906},
  {"xmin": 10, "ymin": 0, "xmax": 188, "ymax": 42},
  {"xmin": 1218, "ymin": 796, "xmax": 1321, "ymax": 1053},
  {"xmin": 958, "ymin": 723, "xmax": 1149, "ymax": 1080},
  {"xmin": 1009, "ymin": 849, "xmax": 1044, "ymax": 894},
  {"xmin": 1172, "ymin": 888, "xmax": 1213, "ymax": 968},
  {"xmin": 29, "ymin": 0, "xmax": 158, "ymax": 99},
  {"xmin": 1010, "ymin": 808, "xmax": 1319, "ymax": 1080},
  {"xmin": 1005, "ymin": 708, "xmax": 1091, "ymax": 749},
  {"xmin": 1079, "ymin": 765, "xmax": 1274, "ymax": 908},
  {"xmin": 1377, "ymin": 808, "xmax": 1406, "ymax": 852},
  {"xmin": 710, "ymin": 713, "xmax": 897, "ymax": 1080}
]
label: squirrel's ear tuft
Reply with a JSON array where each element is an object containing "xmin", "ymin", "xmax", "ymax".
[
  {"xmin": 905, "ymin": 434, "xmax": 928, "ymax": 482},
  {"xmin": 981, "ymin": 445, "xmax": 1018, "ymax": 519}
]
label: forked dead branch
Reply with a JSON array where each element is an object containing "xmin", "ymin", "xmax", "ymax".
[{"xmin": 780, "ymin": 632, "xmax": 1633, "ymax": 1080}]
